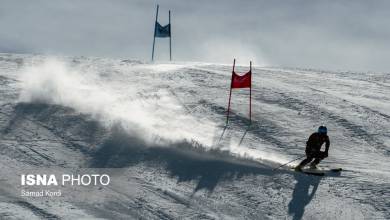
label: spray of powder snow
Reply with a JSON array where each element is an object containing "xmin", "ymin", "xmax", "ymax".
[
  {"xmin": 17, "ymin": 58, "xmax": 290, "ymax": 165},
  {"xmin": 18, "ymin": 58, "xmax": 216, "ymax": 146}
]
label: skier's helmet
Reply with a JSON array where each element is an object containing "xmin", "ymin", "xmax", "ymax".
[{"xmin": 318, "ymin": 126, "xmax": 327, "ymax": 134}]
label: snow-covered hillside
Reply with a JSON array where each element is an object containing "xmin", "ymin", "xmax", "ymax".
[{"xmin": 0, "ymin": 53, "xmax": 389, "ymax": 219}]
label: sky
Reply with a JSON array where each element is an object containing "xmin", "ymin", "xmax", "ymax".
[{"xmin": 0, "ymin": 0, "xmax": 389, "ymax": 72}]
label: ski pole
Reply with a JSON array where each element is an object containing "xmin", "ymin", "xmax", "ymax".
[{"xmin": 273, "ymin": 155, "xmax": 306, "ymax": 171}]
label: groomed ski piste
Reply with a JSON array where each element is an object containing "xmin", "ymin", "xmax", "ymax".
[{"xmin": 0, "ymin": 53, "xmax": 389, "ymax": 219}]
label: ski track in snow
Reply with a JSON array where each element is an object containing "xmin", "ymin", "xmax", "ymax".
[{"xmin": 0, "ymin": 53, "xmax": 389, "ymax": 219}]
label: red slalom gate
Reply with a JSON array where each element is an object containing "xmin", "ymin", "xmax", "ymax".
[{"xmin": 226, "ymin": 59, "xmax": 252, "ymax": 124}]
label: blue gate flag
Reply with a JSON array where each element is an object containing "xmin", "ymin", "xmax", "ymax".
[{"xmin": 155, "ymin": 22, "xmax": 171, "ymax": 38}]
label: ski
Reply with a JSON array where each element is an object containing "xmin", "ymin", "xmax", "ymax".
[
  {"xmin": 291, "ymin": 167, "xmax": 342, "ymax": 176},
  {"xmin": 302, "ymin": 170, "xmax": 325, "ymax": 176},
  {"xmin": 329, "ymin": 168, "xmax": 342, "ymax": 172}
]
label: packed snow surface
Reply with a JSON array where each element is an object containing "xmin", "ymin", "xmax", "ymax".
[{"xmin": 0, "ymin": 53, "xmax": 389, "ymax": 219}]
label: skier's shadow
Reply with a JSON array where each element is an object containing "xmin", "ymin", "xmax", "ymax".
[{"xmin": 288, "ymin": 173, "xmax": 321, "ymax": 220}]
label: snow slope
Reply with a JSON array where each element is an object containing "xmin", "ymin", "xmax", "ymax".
[{"xmin": 0, "ymin": 53, "xmax": 389, "ymax": 219}]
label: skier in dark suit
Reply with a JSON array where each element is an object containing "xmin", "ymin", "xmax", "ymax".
[{"xmin": 295, "ymin": 126, "xmax": 330, "ymax": 171}]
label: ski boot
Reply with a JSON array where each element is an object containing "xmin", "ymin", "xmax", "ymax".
[{"xmin": 294, "ymin": 165, "xmax": 303, "ymax": 172}]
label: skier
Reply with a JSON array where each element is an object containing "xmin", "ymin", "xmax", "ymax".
[{"xmin": 295, "ymin": 126, "xmax": 330, "ymax": 171}]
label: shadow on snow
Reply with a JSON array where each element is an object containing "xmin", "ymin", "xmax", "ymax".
[
  {"xmin": 288, "ymin": 173, "xmax": 321, "ymax": 220},
  {"xmin": 8, "ymin": 100, "xmax": 329, "ymax": 220},
  {"xmin": 91, "ymin": 125, "xmax": 279, "ymax": 193}
]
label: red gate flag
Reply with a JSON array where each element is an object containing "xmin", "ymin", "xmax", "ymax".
[
  {"xmin": 226, "ymin": 59, "xmax": 252, "ymax": 124},
  {"xmin": 231, "ymin": 70, "xmax": 251, "ymax": 88}
]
